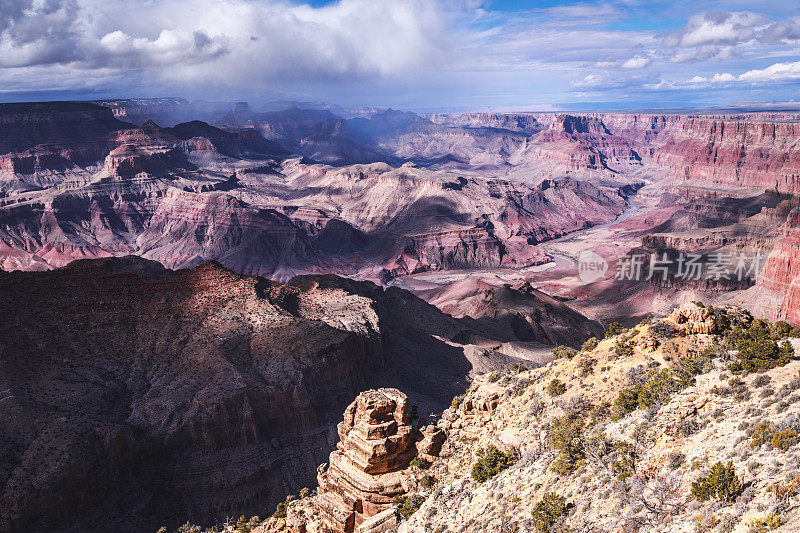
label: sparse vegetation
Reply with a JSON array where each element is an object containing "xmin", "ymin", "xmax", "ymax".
[
  {"xmin": 531, "ymin": 493, "xmax": 569, "ymax": 533},
  {"xmin": 451, "ymin": 394, "xmax": 464, "ymax": 409},
  {"xmin": 751, "ymin": 422, "xmax": 799, "ymax": 452},
  {"xmin": 691, "ymin": 462, "xmax": 742, "ymax": 502},
  {"xmin": 471, "ymin": 445, "xmax": 519, "ymax": 482},
  {"xmin": 178, "ymin": 523, "xmax": 201, "ymax": 533},
  {"xmin": 581, "ymin": 337, "xmax": 599, "ymax": 352},
  {"xmin": 547, "ymin": 378, "xmax": 567, "ymax": 397},
  {"xmin": 410, "ymin": 456, "xmax": 432, "ymax": 470},
  {"xmin": 605, "ymin": 322, "xmax": 627, "ymax": 338},
  {"xmin": 613, "ymin": 336, "xmax": 634, "ymax": 358},
  {"xmin": 552, "ymin": 345, "xmax": 577, "ymax": 359},
  {"xmin": 394, "ymin": 494, "xmax": 426, "ymax": 520},
  {"xmin": 578, "ymin": 356, "xmax": 596, "ymax": 377},
  {"xmin": 420, "ymin": 474, "xmax": 436, "ymax": 489},
  {"xmin": 272, "ymin": 498, "xmax": 288, "ymax": 519},
  {"xmin": 745, "ymin": 514, "xmax": 781, "ymax": 532},
  {"xmin": 649, "ymin": 320, "xmax": 676, "ymax": 339},
  {"xmin": 549, "ymin": 413, "xmax": 585, "ymax": 474},
  {"xmin": 752, "ymin": 374, "xmax": 771, "ymax": 388}
]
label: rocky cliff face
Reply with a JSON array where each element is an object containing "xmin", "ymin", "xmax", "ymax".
[
  {"xmin": 0, "ymin": 257, "xmax": 530, "ymax": 532},
  {"xmin": 652, "ymin": 118, "xmax": 800, "ymax": 194},
  {"xmin": 757, "ymin": 230, "xmax": 800, "ymax": 324},
  {"xmin": 0, "ymin": 102, "xmax": 130, "ymax": 154},
  {"xmin": 0, "ymin": 127, "xmax": 628, "ymax": 279},
  {"xmin": 427, "ymin": 111, "xmax": 800, "ymax": 193}
]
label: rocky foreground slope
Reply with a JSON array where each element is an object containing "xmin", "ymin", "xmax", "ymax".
[
  {"xmin": 236, "ymin": 303, "xmax": 800, "ymax": 533},
  {"xmin": 2, "ymin": 257, "xmax": 592, "ymax": 532}
]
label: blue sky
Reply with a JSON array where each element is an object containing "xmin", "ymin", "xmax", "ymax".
[{"xmin": 1, "ymin": 0, "xmax": 799, "ymax": 111}]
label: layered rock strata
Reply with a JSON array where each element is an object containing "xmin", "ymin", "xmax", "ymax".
[{"xmin": 316, "ymin": 388, "xmax": 417, "ymax": 532}]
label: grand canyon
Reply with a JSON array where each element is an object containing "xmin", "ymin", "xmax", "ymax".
[
  {"xmin": 1, "ymin": 97, "xmax": 800, "ymax": 532},
  {"xmin": 3, "ymin": 1, "xmax": 800, "ymax": 531}
]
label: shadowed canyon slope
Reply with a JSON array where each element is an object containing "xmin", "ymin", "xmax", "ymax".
[{"xmin": 0, "ymin": 256, "xmax": 578, "ymax": 532}]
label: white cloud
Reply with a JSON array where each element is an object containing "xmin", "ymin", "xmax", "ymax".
[
  {"xmin": 661, "ymin": 11, "xmax": 800, "ymax": 63},
  {"xmin": 739, "ymin": 61, "xmax": 800, "ymax": 82},
  {"xmin": 621, "ymin": 55, "xmax": 651, "ymax": 69},
  {"xmin": 674, "ymin": 61, "xmax": 800, "ymax": 88},
  {"xmin": 671, "ymin": 11, "xmax": 765, "ymax": 48},
  {"xmin": 570, "ymin": 74, "xmax": 609, "ymax": 88},
  {"xmin": 1, "ymin": 1, "xmax": 799, "ymax": 107},
  {"xmin": 0, "ymin": 0, "xmax": 458, "ymax": 85}
]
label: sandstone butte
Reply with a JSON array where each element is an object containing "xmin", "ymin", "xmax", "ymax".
[{"xmin": 256, "ymin": 388, "xmax": 445, "ymax": 533}]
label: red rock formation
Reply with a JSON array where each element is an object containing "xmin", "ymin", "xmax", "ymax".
[
  {"xmin": 103, "ymin": 143, "xmax": 183, "ymax": 176},
  {"xmin": 316, "ymin": 388, "xmax": 417, "ymax": 532},
  {"xmin": 757, "ymin": 231, "xmax": 800, "ymax": 324},
  {"xmin": 653, "ymin": 118, "xmax": 800, "ymax": 193}
]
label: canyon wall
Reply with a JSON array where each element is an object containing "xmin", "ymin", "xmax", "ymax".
[{"xmin": 0, "ymin": 257, "xmax": 530, "ymax": 532}]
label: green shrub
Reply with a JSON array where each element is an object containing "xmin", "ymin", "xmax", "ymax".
[
  {"xmin": 578, "ymin": 357, "xmax": 596, "ymax": 377},
  {"xmin": 531, "ymin": 493, "xmax": 569, "ymax": 533},
  {"xmin": 299, "ymin": 487, "xmax": 310, "ymax": 499},
  {"xmin": 614, "ymin": 337, "xmax": 634, "ymax": 358},
  {"xmin": 394, "ymin": 494, "xmax": 426, "ymax": 520},
  {"xmin": 549, "ymin": 414, "xmax": 585, "ymax": 474},
  {"xmin": 471, "ymin": 446, "xmax": 519, "ymax": 482},
  {"xmin": 510, "ymin": 362, "xmax": 529, "ymax": 373},
  {"xmin": 552, "ymin": 345, "xmax": 577, "ymax": 359},
  {"xmin": 611, "ymin": 386, "xmax": 644, "ymax": 420},
  {"xmin": 606, "ymin": 322, "xmax": 627, "ymax": 338},
  {"xmin": 581, "ymin": 337, "xmax": 599, "ymax": 352},
  {"xmin": 236, "ymin": 515, "xmax": 252, "ymax": 533},
  {"xmin": 773, "ymin": 321, "xmax": 793, "ymax": 339},
  {"xmin": 712, "ymin": 310, "xmax": 732, "ymax": 335},
  {"xmin": 488, "ymin": 371, "xmax": 501, "ymax": 383},
  {"xmin": 752, "ymin": 423, "xmax": 799, "ymax": 452},
  {"xmin": 547, "ymin": 379, "xmax": 567, "ymax": 397},
  {"xmin": 790, "ymin": 327, "xmax": 800, "ymax": 338},
  {"xmin": 746, "ymin": 514, "xmax": 781, "ymax": 532},
  {"xmin": 420, "ymin": 474, "xmax": 436, "ymax": 489},
  {"xmin": 272, "ymin": 500, "xmax": 287, "ymax": 519},
  {"xmin": 726, "ymin": 320, "xmax": 796, "ymax": 373},
  {"xmin": 451, "ymin": 394, "xmax": 463, "ymax": 409},
  {"xmin": 772, "ymin": 428, "xmax": 800, "ymax": 452},
  {"xmin": 611, "ymin": 349, "xmax": 715, "ymax": 421},
  {"xmin": 410, "ymin": 456, "xmax": 431, "ymax": 470},
  {"xmin": 611, "ymin": 441, "xmax": 637, "ymax": 480},
  {"xmin": 691, "ymin": 462, "xmax": 742, "ymax": 502}
]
